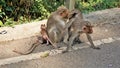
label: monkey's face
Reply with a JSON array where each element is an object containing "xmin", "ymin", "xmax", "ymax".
[
  {"xmin": 57, "ymin": 6, "xmax": 69, "ymax": 19},
  {"xmin": 41, "ymin": 24, "xmax": 46, "ymax": 30},
  {"xmin": 82, "ymin": 25, "xmax": 93, "ymax": 34},
  {"xmin": 61, "ymin": 10, "xmax": 69, "ymax": 19}
]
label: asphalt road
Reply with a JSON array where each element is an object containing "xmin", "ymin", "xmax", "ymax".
[{"xmin": 1, "ymin": 40, "xmax": 120, "ymax": 68}]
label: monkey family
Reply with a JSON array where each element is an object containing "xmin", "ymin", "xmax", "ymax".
[
  {"xmin": 40, "ymin": 8, "xmax": 100, "ymax": 52},
  {"xmin": 13, "ymin": 6, "xmax": 100, "ymax": 55}
]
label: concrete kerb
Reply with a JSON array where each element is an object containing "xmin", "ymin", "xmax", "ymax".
[{"xmin": 0, "ymin": 20, "xmax": 47, "ymax": 42}]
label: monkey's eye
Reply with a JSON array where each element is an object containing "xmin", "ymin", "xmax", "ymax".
[
  {"xmin": 60, "ymin": 12, "xmax": 63, "ymax": 16},
  {"xmin": 83, "ymin": 28, "xmax": 86, "ymax": 30},
  {"xmin": 62, "ymin": 10, "xmax": 66, "ymax": 12}
]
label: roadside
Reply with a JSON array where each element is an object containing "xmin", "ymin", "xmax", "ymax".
[{"xmin": 0, "ymin": 8, "xmax": 120, "ymax": 60}]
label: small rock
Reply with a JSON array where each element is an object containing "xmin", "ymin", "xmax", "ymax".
[
  {"xmin": 40, "ymin": 51, "xmax": 49, "ymax": 58},
  {"xmin": 93, "ymin": 40, "xmax": 104, "ymax": 46},
  {"xmin": 105, "ymin": 29, "xmax": 108, "ymax": 32},
  {"xmin": 113, "ymin": 37, "xmax": 120, "ymax": 40}
]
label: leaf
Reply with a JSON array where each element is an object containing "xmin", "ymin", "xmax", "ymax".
[{"xmin": 0, "ymin": 21, "xmax": 3, "ymax": 26}]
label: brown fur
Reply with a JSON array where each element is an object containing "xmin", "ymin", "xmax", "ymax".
[{"xmin": 46, "ymin": 6, "xmax": 69, "ymax": 48}]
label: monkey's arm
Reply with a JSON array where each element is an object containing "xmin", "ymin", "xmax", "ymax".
[
  {"xmin": 86, "ymin": 33, "xmax": 100, "ymax": 49},
  {"xmin": 64, "ymin": 17, "xmax": 76, "ymax": 30}
]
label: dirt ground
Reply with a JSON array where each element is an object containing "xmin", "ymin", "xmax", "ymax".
[{"xmin": 0, "ymin": 8, "xmax": 120, "ymax": 59}]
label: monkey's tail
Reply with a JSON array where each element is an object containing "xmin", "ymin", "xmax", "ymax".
[
  {"xmin": 13, "ymin": 50, "xmax": 28, "ymax": 55},
  {"xmin": 13, "ymin": 43, "xmax": 39, "ymax": 55}
]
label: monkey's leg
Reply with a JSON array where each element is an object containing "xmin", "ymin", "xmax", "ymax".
[
  {"xmin": 64, "ymin": 32, "xmax": 79, "ymax": 52},
  {"xmin": 63, "ymin": 29, "xmax": 69, "ymax": 44},
  {"xmin": 63, "ymin": 18, "xmax": 77, "ymax": 44},
  {"xmin": 86, "ymin": 34, "xmax": 100, "ymax": 49},
  {"xmin": 38, "ymin": 37, "xmax": 47, "ymax": 44},
  {"xmin": 73, "ymin": 36, "xmax": 81, "ymax": 44},
  {"xmin": 48, "ymin": 31, "xmax": 60, "ymax": 49},
  {"xmin": 46, "ymin": 40, "xmax": 50, "ymax": 46}
]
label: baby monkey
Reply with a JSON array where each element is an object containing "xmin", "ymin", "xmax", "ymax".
[{"xmin": 40, "ymin": 24, "xmax": 53, "ymax": 45}]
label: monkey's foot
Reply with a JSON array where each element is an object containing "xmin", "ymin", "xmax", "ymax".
[
  {"xmin": 62, "ymin": 51, "xmax": 67, "ymax": 53},
  {"xmin": 53, "ymin": 45, "xmax": 60, "ymax": 49},
  {"xmin": 45, "ymin": 44, "xmax": 49, "ymax": 46},
  {"xmin": 61, "ymin": 50, "xmax": 68, "ymax": 53},
  {"xmin": 91, "ymin": 46, "xmax": 100, "ymax": 50},
  {"xmin": 62, "ymin": 47, "xmax": 74, "ymax": 53}
]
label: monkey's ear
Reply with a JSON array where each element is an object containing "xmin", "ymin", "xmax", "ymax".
[
  {"xmin": 41, "ymin": 24, "xmax": 45, "ymax": 26},
  {"xmin": 59, "ymin": 12, "xmax": 63, "ymax": 16},
  {"xmin": 43, "ymin": 24, "xmax": 45, "ymax": 26},
  {"xmin": 68, "ymin": 12, "xmax": 77, "ymax": 19},
  {"xmin": 82, "ymin": 26, "xmax": 87, "ymax": 30},
  {"xmin": 41, "ymin": 24, "xmax": 44, "ymax": 25},
  {"xmin": 83, "ymin": 27, "xmax": 86, "ymax": 30}
]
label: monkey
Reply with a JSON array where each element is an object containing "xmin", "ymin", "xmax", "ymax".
[
  {"xmin": 46, "ymin": 6, "xmax": 69, "ymax": 49},
  {"xmin": 63, "ymin": 9, "xmax": 100, "ymax": 52},
  {"xmin": 40, "ymin": 24, "xmax": 54, "ymax": 45},
  {"xmin": 40, "ymin": 24, "xmax": 49, "ymax": 44}
]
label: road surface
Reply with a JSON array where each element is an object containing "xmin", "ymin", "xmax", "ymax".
[{"xmin": 0, "ymin": 40, "xmax": 120, "ymax": 68}]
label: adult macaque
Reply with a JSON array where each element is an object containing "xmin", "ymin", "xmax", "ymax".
[
  {"xmin": 46, "ymin": 6, "xmax": 69, "ymax": 48},
  {"xmin": 64, "ymin": 9, "xmax": 100, "ymax": 52}
]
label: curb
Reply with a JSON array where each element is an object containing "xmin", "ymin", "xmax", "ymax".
[{"xmin": 0, "ymin": 20, "xmax": 47, "ymax": 42}]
